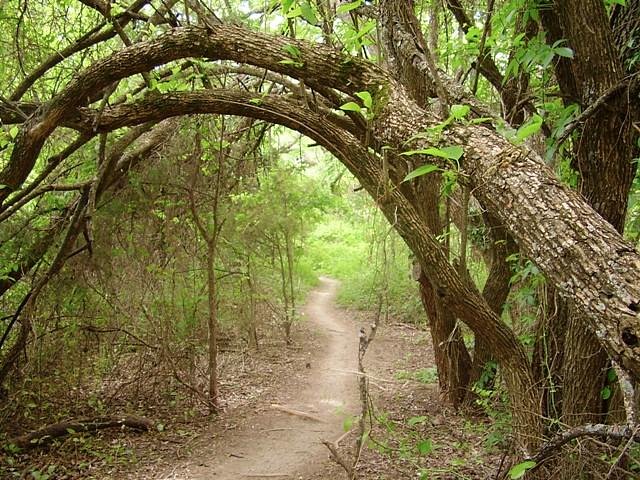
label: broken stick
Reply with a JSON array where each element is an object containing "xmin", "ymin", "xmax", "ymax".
[{"xmin": 270, "ymin": 404, "xmax": 324, "ymax": 423}]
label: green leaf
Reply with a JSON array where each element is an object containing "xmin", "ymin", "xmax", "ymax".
[
  {"xmin": 343, "ymin": 415, "xmax": 354, "ymax": 431},
  {"xmin": 437, "ymin": 146, "xmax": 464, "ymax": 160},
  {"xmin": 554, "ymin": 47, "xmax": 574, "ymax": 58},
  {"xmin": 401, "ymin": 146, "xmax": 463, "ymax": 161},
  {"xmin": 355, "ymin": 91, "xmax": 373, "ymax": 110},
  {"xmin": 515, "ymin": 114, "xmax": 543, "ymax": 142},
  {"xmin": 470, "ymin": 117, "xmax": 493, "ymax": 125},
  {"xmin": 407, "ymin": 415, "xmax": 428, "ymax": 426},
  {"xmin": 509, "ymin": 460, "xmax": 537, "ymax": 479},
  {"xmin": 340, "ymin": 101, "xmax": 363, "ymax": 113},
  {"xmin": 450, "ymin": 104, "xmax": 470, "ymax": 121},
  {"xmin": 403, "ymin": 164, "xmax": 440, "ymax": 182},
  {"xmin": 337, "ymin": 0, "xmax": 363, "ymax": 14},
  {"xmin": 417, "ymin": 438, "xmax": 433, "ymax": 455},
  {"xmin": 281, "ymin": 0, "xmax": 295, "ymax": 12},
  {"xmin": 9, "ymin": 126, "xmax": 19, "ymax": 139},
  {"xmin": 503, "ymin": 58, "xmax": 520, "ymax": 82},
  {"xmin": 299, "ymin": 1, "xmax": 317, "ymax": 24},
  {"xmin": 353, "ymin": 19, "xmax": 375, "ymax": 40},
  {"xmin": 601, "ymin": 386, "xmax": 612, "ymax": 400},
  {"xmin": 607, "ymin": 368, "xmax": 617, "ymax": 383},
  {"xmin": 282, "ymin": 44, "xmax": 301, "ymax": 59},
  {"xmin": 286, "ymin": 5, "xmax": 302, "ymax": 18}
]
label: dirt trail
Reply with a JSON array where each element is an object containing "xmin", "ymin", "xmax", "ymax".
[{"xmin": 161, "ymin": 277, "xmax": 358, "ymax": 479}]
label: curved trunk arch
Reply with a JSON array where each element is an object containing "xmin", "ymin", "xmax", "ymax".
[{"xmin": 3, "ymin": 21, "xmax": 640, "ymax": 452}]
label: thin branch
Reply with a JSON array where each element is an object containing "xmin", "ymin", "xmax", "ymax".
[
  {"xmin": 530, "ymin": 423, "xmax": 640, "ymax": 466},
  {"xmin": 10, "ymin": 0, "xmax": 150, "ymax": 101},
  {"xmin": 555, "ymin": 78, "xmax": 635, "ymax": 147},
  {"xmin": 471, "ymin": 0, "xmax": 496, "ymax": 94}
]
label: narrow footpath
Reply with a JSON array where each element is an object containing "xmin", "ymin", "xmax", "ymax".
[{"xmin": 161, "ymin": 277, "xmax": 359, "ymax": 479}]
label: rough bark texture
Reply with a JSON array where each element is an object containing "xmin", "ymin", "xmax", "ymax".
[
  {"xmin": 380, "ymin": 0, "xmax": 471, "ymax": 407},
  {"xmin": 470, "ymin": 214, "xmax": 515, "ymax": 387},
  {"xmin": 8, "ymin": 416, "xmax": 152, "ymax": 450},
  {"xmin": 543, "ymin": 0, "xmax": 637, "ymax": 437},
  {"xmin": 4, "ymin": 20, "xmax": 640, "ymax": 453}
]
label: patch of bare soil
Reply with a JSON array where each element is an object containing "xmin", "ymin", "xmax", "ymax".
[
  {"xmin": 3, "ymin": 279, "xmax": 502, "ymax": 479},
  {"xmin": 148, "ymin": 276, "xmax": 360, "ymax": 479},
  {"xmin": 308, "ymin": 312, "xmax": 504, "ymax": 480},
  {"xmin": 0, "ymin": 282, "xmax": 332, "ymax": 479}
]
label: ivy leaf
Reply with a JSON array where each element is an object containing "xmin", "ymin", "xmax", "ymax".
[
  {"xmin": 355, "ymin": 91, "xmax": 373, "ymax": 110},
  {"xmin": 403, "ymin": 164, "xmax": 440, "ymax": 182},
  {"xmin": 515, "ymin": 114, "xmax": 542, "ymax": 142},
  {"xmin": 601, "ymin": 386, "xmax": 612, "ymax": 400},
  {"xmin": 337, "ymin": 0, "xmax": 363, "ymax": 14},
  {"xmin": 509, "ymin": 460, "xmax": 536, "ymax": 479},
  {"xmin": 340, "ymin": 101, "xmax": 362, "ymax": 113}
]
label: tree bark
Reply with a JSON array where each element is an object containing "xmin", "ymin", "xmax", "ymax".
[
  {"xmin": 542, "ymin": 1, "xmax": 637, "ymax": 440},
  {"xmin": 4, "ymin": 22, "xmax": 640, "ymax": 453},
  {"xmin": 380, "ymin": 0, "xmax": 472, "ymax": 407}
]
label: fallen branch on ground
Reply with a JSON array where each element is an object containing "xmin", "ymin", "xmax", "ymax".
[
  {"xmin": 8, "ymin": 415, "xmax": 153, "ymax": 450},
  {"xmin": 322, "ymin": 440, "xmax": 355, "ymax": 478},
  {"xmin": 329, "ymin": 368, "xmax": 395, "ymax": 383},
  {"xmin": 270, "ymin": 404, "xmax": 324, "ymax": 423},
  {"xmin": 323, "ymin": 300, "xmax": 382, "ymax": 479}
]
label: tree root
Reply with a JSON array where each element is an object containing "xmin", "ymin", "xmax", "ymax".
[{"xmin": 8, "ymin": 415, "xmax": 153, "ymax": 450}]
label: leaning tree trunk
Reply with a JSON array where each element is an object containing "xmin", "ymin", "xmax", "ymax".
[
  {"xmin": 469, "ymin": 214, "xmax": 515, "ymax": 388},
  {"xmin": 379, "ymin": 0, "xmax": 472, "ymax": 407},
  {"xmin": 4, "ymin": 22, "xmax": 640, "ymax": 455},
  {"xmin": 541, "ymin": 3, "xmax": 638, "ymax": 458}
]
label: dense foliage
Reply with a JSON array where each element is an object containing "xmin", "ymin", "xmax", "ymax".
[{"xmin": 0, "ymin": 0, "xmax": 639, "ymax": 478}]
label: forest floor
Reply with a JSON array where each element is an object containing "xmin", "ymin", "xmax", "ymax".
[
  {"xmin": 153, "ymin": 276, "xmax": 360, "ymax": 479},
  {"xmin": 4, "ymin": 278, "xmax": 503, "ymax": 479}
]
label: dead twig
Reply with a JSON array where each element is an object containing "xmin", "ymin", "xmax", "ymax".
[
  {"xmin": 270, "ymin": 404, "xmax": 324, "ymax": 423},
  {"xmin": 322, "ymin": 440, "xmax": 354, "ymax": 478}
]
